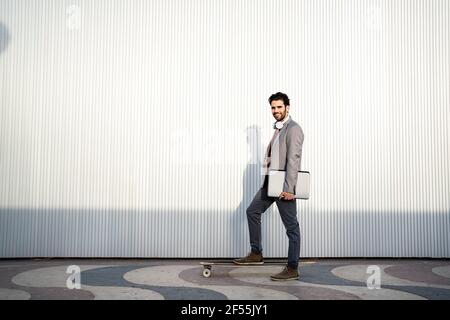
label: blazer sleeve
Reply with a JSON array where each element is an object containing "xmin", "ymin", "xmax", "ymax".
[{"xmin": 283, "ymin": 125, "xmax": 304, "ymax": 194}]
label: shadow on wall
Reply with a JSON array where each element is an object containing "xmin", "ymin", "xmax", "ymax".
[
  {"xmin": 0, "ymin": 22, "xmax": 10, "ymax": 54},
  {"xmin": 230, "ymin": 125, "xmax": 271, "ymax": 258}
]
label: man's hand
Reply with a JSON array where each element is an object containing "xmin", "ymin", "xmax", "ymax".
[{"xmin": 279, "ymin": 192, "xmax": 295, "ymax": 201}]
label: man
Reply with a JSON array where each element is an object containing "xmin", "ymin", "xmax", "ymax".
[{"xmin": 234, "ymin": 92, "xmax": 304, "ymax": 281}]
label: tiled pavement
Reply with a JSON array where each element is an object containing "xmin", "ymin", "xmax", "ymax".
[{"xmin": 0, "ymin": 259, "xmax": 449, "ymax": 300}]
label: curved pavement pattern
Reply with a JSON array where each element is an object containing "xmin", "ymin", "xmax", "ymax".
[{"xmin": 1, "ymin": 259, "xmax": 450, "ymax": 300}]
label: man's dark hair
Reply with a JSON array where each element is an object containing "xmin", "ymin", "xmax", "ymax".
[{"xmin": 268, "ymin": 92, "xmax": 290, "ymax": 106}]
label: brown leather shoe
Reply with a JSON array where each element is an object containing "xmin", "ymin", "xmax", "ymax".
[
  {"xmin": 270, "ymin": 266, "xmax": 299, "ymax": 281},
  {"xmin": 233, "ymin": 252, "xmax": 264, "ymax": 265}
]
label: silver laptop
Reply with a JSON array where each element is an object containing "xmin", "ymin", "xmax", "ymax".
[{"xmin": 267, "ymin": 169, "xmax": 310, "ymax": 199}]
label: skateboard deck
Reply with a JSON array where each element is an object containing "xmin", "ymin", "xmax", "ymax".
[{"xmin": 200, "ymin": 260, "xmax": 287, "ymax": 278}]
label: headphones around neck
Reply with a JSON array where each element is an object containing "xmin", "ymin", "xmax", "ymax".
[
  {"xmin": 273, "ymin": 113, "xmax": 289, "ymax": 130},
  {"xmin": 274, "ymin": 122, "xmax": 284, "ymax": 129}
]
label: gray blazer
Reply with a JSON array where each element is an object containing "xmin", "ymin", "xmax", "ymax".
[{"xmin": 262, "ymin": 116, "xmax": 304, "ymax": 194}]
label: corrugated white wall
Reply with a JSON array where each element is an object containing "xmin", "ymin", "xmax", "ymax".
[{"xmin": 0, "ymin": 0, "xmax": 449, "ymax": 258}]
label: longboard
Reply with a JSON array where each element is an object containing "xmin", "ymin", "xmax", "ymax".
[{"xmin": 200, "ymin": 260, "xmax": 287, "ymax": 278}]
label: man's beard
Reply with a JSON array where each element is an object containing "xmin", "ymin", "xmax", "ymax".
[{"xmin": 274, "ymin": 112, "xmax": 286, "ymax": 120}]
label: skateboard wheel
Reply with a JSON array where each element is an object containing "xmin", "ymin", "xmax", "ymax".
[{"xmin": 202, "ymin": 268, "xmax": 211, "ymax": 278}]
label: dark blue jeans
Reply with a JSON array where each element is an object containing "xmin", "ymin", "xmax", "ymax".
[{"xmin": 246, "ymin": 175, "xmax": 301, "ymax": 269}]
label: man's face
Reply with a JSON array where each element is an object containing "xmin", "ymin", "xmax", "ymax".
[{"xmin": 271, "ymin": 100, "xmax": 289, "ymax": 121}]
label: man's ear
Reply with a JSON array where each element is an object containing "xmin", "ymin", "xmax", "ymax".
[{"xmin": 286, "ymin": 106, "xmax": 290, "ymax": 113}]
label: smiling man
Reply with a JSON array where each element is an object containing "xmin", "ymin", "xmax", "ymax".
[{"xmin": 234, "ymin": 92, "xmax": 305, "ymax": 281}]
